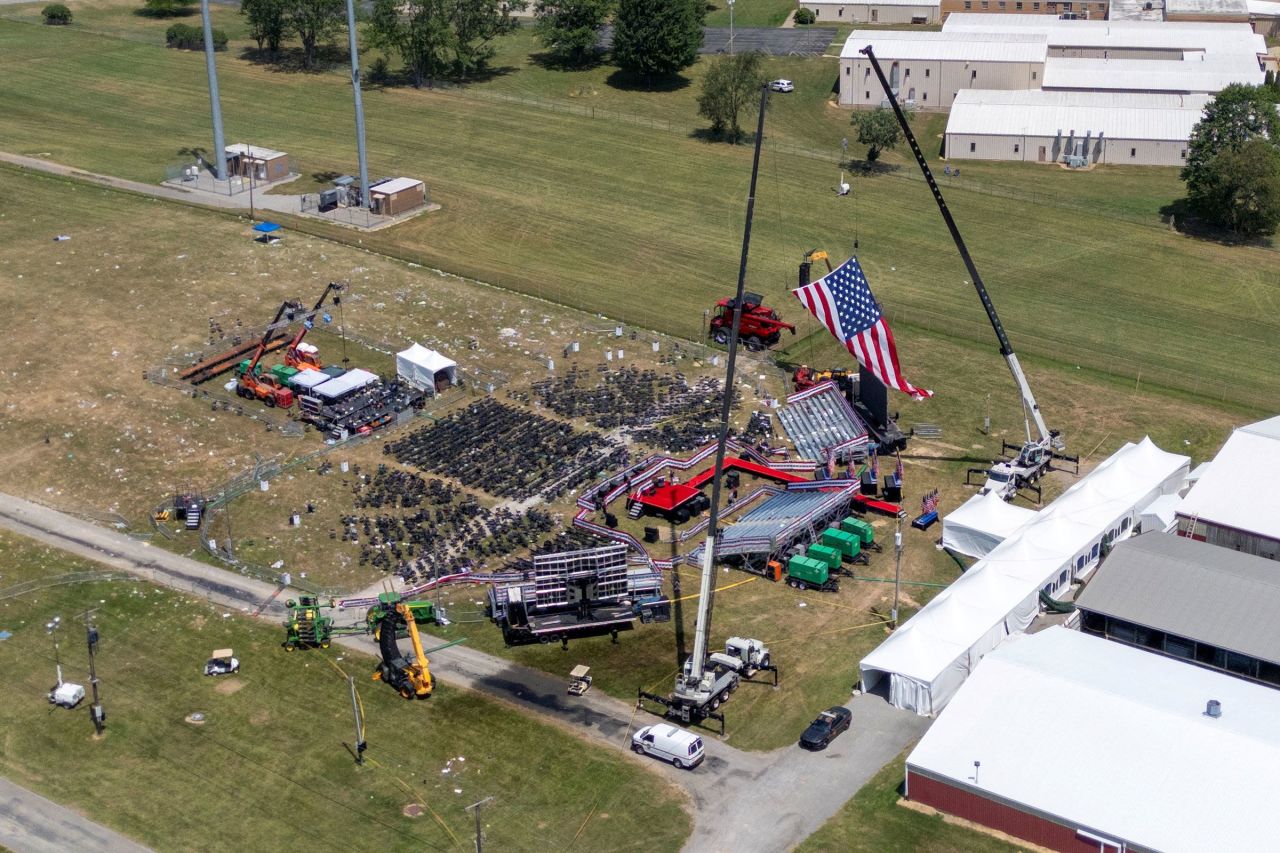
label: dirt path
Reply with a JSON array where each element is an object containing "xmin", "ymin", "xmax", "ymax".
[
  {"xmin": 0, "ymin": 777, "xmax": 153, "ymax": 853},
  {"xmin": 0, "ymin": 448, "xmax": 928, "ymax": 848}
]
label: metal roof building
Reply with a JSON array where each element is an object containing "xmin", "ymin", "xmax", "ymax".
[
  {"xmin": 1076, "ymin": 532, "xmax": 1280, "ymax": 686},
  {"xmin": 1177, "ymin": 415, "xmax": 1280, "ymax": 560},
  {"xmin": 905, "ymin": 626, "xmax": 1280, "ymax": 852},
  {"xmin": 1041, "ymin": 53, "xmax": 1264, "ymax": 92},
  {"xmin": 839, "ymin": 29, "xmax": 1049, "ymax": 62}
]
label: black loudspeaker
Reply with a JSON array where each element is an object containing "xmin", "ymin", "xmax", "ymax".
[
  {"xmin": 643, "ymin": 527, "xmax": 660, "ymax": 543},
  {"xmin": 605, "ymin": 512, "xmax": 618, "ymax": 529},
  {"xmin": 884, "ymin": 482, "xmax": 902, "ymax": 503},
  {"xmin": 860, "ymin": 472, "xmax": 879, "ymax": 496},
  {"xmin": 799, "ymin": 261, "xmax": 812, "ymax": 288}
]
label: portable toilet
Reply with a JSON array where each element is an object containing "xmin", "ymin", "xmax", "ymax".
[
  {"xmin": 806, "ymin": 543, "xmax": 841, "ymax": 571},
  {"xmin": 820, "ymin": 527, "xmax": 861, "ymax": 561}
]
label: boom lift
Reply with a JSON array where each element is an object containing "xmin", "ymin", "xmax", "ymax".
[
  {"xmin": 639, "ymin": 87, "xmax": 776, "ymax": 735},
  {"xmin": 859, "ymin": 46, "xmax": 1077, "ymax": 502},
  {"xmin": 236, "ymin": 300, "xmax": 300, "ymax": 408},
  {"xmin": 284, "ymin": 281, "xmax": 346, "ymax": 371}
]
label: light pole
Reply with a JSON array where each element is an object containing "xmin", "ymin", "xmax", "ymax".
[
  {"xmin": 247, "ymin": 144, "xmax": 255, "ymax": 222},
  {"xmin": 892, "ymin": 511, "xmax": 905, "ymax": 627},
  {"xmin": 727, "ymin": 0, "xmax": 735, "ymax": 56},
  {"xmin": 46, "ymin": 616, "xmax": 63, "ymax": 686}
]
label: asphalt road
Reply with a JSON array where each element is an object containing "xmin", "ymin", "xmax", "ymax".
[
  {"xmin": 0, "ymin": 778, "xmax": 152, "ymax": 853},
  {"xmin": 0, "ymin": 492, "xmax": 929, "ymax": 852}
]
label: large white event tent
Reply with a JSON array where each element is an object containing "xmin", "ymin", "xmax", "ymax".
[
  {"xmin": 860, "ymin": 437, "xmax": 1189, "ymax": 716},
  {"xmin": 395, "ymin": 343, "xmax": 457, "ymax": 396},
  {"xmin": 941, "ymin": 491, "xmax": 1038, "ymax": 559}
]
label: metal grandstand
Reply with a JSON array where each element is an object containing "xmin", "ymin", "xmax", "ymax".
[
  {"xmin": 686, "ymin": 486, "xmax": 859, "ymax": 563},
  {"xmin": 777, "ymin": 381, "xmax": 869, "ymax": 463}
]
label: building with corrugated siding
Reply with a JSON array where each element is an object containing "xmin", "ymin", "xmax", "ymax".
[
  {"xmin": 940, "ymin": 0, "xmax": 1107, "ymax": 19},
  {"xmin": 368, "ymin": 177, "xmax": 427, "ymax": 217},
  {"xmin": 905, "ymin": 626, "xmax": 1280, "ymax": 852},
  {"xmin": 803, "ymin": 0, "xmax": 940, "ymax": 25},
  {"xmin": 944, "ymin": 89, "xmax": 1209, "ymax": 165},
  {"xmin": 224, "ymin": 143, "xmax": 290, "ymax": 182}
]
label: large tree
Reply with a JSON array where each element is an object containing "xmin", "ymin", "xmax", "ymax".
[
  {"xmin": 451, "ymin": 0, "xmax": 524, "ymax": 78},
  {"xmin": 285, "ymin": 0, "xmax": 345, "ymax": 69},
  {"xmin": 241, "ymin": 0, "xmax": 288, "ymax": 53},
  {"xmin": 850, "ymin": 107, "xmax": 902, "ymax": 163},
  {"xmin": 534, "ymin": 0, "xmax": 613, "ymax": 67},
  {"xmin": 696, "ymin": 52, "xmax": 764, "ymax": 144},
  {"xmin": 368, "ymin": 0, "xmax": 452, "ymax": 86},
  {"xmin": 1182, "ymin": 84, "xmax": 1280, "ymax": 194},
  {"xmin": 1188, "ymin": 139, "xmax": 1280, "ymax": 239},
  {"xmin": 611, "ymin": 0, "xmax": 703, "ymax": 83}
]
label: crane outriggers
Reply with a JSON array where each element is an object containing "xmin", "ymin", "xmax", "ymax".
[{"xmin": 859, "ymin": 46, "xmax": 1078, "ymax": 503}]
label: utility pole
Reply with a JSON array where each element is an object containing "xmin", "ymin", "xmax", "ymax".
[
  {"xmin": 728, "ymin": 0, "xmax": 735, "ymax": 56},
  {"xmin": 344, "ymin": 0, "xmax": 370, "ymax": 210},
  {"xmin": 348, "ymin": 676, "xmax": 366, "ymax": 764},
  {"xmin": 80, "ymin": 608, "xmax": 105, "ymax": 735},
  {"xmin": 247, "ymin": 143, "xmax": 255, "ymax": 222},
  {"xmin": 465, "ymin": 796, "xmax": 493, "ymax": 853},
  {"xmin": 199, "ymin": 0, "xmax": 227, "ymax": 181},
  {"xmin": 891, "ymin": 512, "xmax": 905, "ymax": 628}
]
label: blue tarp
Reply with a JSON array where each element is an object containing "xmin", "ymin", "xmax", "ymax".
[{"xmin": 252, "ymin": 222, "xmax": 282, "ymax": 233}]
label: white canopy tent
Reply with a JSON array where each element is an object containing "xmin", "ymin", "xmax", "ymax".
[
  {"xmin": 860, "ymin": 437, "xmax": 1189, "ymax": 716},
  {"xmin": 396, "ymin": 343, "xmax": 457, "ymax": 396},
  {"xmin": 941, "ymin": 492, "xmax": 1038, "ymax": 558},
  {"xmin": 314, "ymin": 367, "xmax": 378, "ymax": 400}
]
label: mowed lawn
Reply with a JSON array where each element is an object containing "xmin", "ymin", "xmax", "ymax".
[
  {"xmin": 0, "ymin": 16, "xmax": 1276, "ymax": 410},
  {"xmin": 0, "ymin": 531, "xmax": 692, "ymax": 852}
]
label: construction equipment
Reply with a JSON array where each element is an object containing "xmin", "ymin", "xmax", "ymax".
[
  {"xmin": 284, "ymin": 282, "xmax": 346, "ymax": 371},
  {"xmin": 567, "ymin": 664, "xmax": 593, "ymax": 696},
  {"xmin": 639, "ymin": 86, "xmax": 774, "ymax": 735},
  {"xmin": 372, "ymin": 602, "xmax": 433, "ymax": 699},
  {"xmin": 708, "ymin": 293, "xmax": 795, "ymax": 351},
  {"xmin": 364, "ymin": 591, "xmax": 436, "ymax": 636},
  {"xmin": 792, "ymin": 366, "xmax": 857, "ymax": 393},
  {"xmin": 203, "ymin": 648, "xmax": 240, "ymax": 676},
  {"xmin": 708, "ymin": 637, "xmax": 777, "ymax": 682},
  {"xmin": 859, "ymin": 45, "xmax": 1077, "ymax": 502},
  {"xmin": 236, "ymin": 300, "xmax": 300, "ymax": 408}
]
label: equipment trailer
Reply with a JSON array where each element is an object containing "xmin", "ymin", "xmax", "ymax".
[
  {"xmin": 859, "ymin": 46, "xmax": 1078, "ymax": 501},
  {"xmin": 638, "ymin": 86, "xmax": 775, "ymax": 736}
]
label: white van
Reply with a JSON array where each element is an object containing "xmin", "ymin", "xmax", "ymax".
[{"xmin": 631, "ymin": 724, "xmax": 705, "ymax": 770}]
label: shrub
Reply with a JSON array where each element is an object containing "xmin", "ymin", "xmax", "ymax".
[
  {"xmin": 793, "ymin": 6, "xmax": 815, "ymax": 24},
  {"xmin": 144, "ymin": 0, "xmax": 195, "ymax": 17},
  {"xmin": 42, "ymin": 3, "xmax": 72, "ymax": 24},
  {"xmin": 166, "ymin": 22, "xmax": 227, "ymax": 49}
]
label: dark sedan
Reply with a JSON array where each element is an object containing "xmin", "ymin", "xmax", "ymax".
[{"xmin": 799, "ymin": 706, "xmax": 852, "ymax": 750}]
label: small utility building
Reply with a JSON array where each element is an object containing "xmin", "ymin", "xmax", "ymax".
[
  {"xmin": 369, "ymin": 177, "xmax": 426, "ymax": 216},
  {"xmin": 225, "ymin": 144, "xmax": 290, "ymax": 182},
  {"xmin": 1077, "ymin": 532, "xmax": 1280, "ymax": 687},
  {"xmin": 905, "ymin": 626, "xmax": 1280, "ymax": 851},
  {"xmin": 395, "ymin": 343, "xmax": 457, "ymax": 396},
  {"xmin": 804, "ymin": 0, "xmax": 940, "ymax": 25},
  {"xmin": 1176, "ymin": 414, "xmax": 1280, "ymax": 560}
]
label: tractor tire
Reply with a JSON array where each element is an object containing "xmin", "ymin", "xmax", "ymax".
[
  {"xmin": 285, "ymin": 643, "xmax": 295, "ymax": 651},
  {"xmin": 320, "ymin": 641, "xmax": 330, "ymax": 649},
  {"xmin": 713, "ymin": 328, "xmax": 730, "ymax": 345},
  {"xmin": 264, "ymin": 395, "xmax": 276, "ymax": 408},
  {"xmin": 746, "ymin": 336, "xmax": 764, "ymax": 352}
]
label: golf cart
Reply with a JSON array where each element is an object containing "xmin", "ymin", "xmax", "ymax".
[
  {"xmin": 204, "ymin": 648, "xmax": 240, "ymax": 676},
  {"xmin": 567, "ymin": 665, "xmax": 592, "ymax": 696}
]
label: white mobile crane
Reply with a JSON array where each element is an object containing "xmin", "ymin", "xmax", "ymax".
[
  {"xmin": 859, "ymin": 47, "xmax": 1078, "ymax": 503},
  {"xmin": 637, "ymin": 86, "xmax": 777, "ymax": 735}
]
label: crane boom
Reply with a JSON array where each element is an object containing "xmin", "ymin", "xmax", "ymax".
[
  {"xmin": 245, "ymin": 300, "xmax": 299, "ymax": 376},
  {"xmin": 684, "ymin": 85, "xmax": 770, "ymax": 687},
  {"xmin": 858, "ymin": 46, "xmax": 1053, "ymax": 446}
]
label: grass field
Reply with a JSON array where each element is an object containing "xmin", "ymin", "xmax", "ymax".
[
  {"xmin": 797, "ymin": 750, "xmax": 1022, "ymax": 852},
  {"xmin": 1, "ymin": 9, "xmax": 1276, "ymax": 413},
  {"xmin": 0, "ymin": 531, "xmax": 692, "ymax": 851}
]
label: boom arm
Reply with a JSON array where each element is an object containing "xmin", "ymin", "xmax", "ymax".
[
  {"xmin": 858, "ymin": 46, "xmax": 1052, "ymax": 446},
  {"xmin": 287, "ymin": 281, "xmax": 345, "ymax": 355},
  {"xmin": 245, "ymin": 300, "xmax": 297, "ymax": 376},
  {"xmin": 686, "ymin": 85, "xmax": 770, "ymax": 686}
]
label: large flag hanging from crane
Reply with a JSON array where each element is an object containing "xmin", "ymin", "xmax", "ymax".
[{"xmin": 792, "ymin": 256, "xmax": 932, "ymax": 400}]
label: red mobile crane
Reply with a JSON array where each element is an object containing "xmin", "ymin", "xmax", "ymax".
[
  {"xmin": 237, "ymin": 301, "xmax": 300, "ymax": 408},
  {"xmin": 284, "ymin": 282, "xmax": 346, "ymax": 371}
]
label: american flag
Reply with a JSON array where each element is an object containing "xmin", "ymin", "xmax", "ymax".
[
  {"xmin": 869, "ymin": 450, "xmax": 879, "ymax": 481},
  {"xmin": 793, "ymin": 257, "xmax": 932, "ymax": 400},
  {"xmin": 895, "ymin": 453, "xmax": 904, "ymax": 484},
  {"xmin": 922, "ymin": 488, "xmax": 940, "ymax": 516}
]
